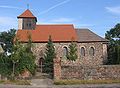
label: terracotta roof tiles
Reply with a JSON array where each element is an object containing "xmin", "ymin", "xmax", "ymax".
[
  {"xmin": 17, "ymin": 9, "xmax": 36, "ymax": 18},
  {"xmin": 16, "ymin": 24, "xmax": 77, "ymax": 42}
]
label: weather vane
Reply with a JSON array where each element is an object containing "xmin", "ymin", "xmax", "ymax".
[{"xmin": 27, "ymin": 4, "xmax": 29, "ymax": 9}]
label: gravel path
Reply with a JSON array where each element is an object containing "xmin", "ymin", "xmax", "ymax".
[
  {"xmin": 0, "ymin": 83, "xmax": 120, "ymax": 88},
  {"xmin": 0, "ymin": 78, "xmax": 120, "ymax": 88}
]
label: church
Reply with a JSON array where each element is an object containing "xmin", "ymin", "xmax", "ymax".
[{"xmin": 16, "ymin": 9, "xmax": 108, "ymax": 67}]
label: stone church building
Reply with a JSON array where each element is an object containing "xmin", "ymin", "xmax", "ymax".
[{"xmin": 16, "ymin": 9, "xmax": 108, "ymax": 67}]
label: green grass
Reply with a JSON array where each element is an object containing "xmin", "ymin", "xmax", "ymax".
[
  {"xmin": 0, "ymin": 80, "xmax": 30, "ymax": 85},
  {"xmin": 54, "ymin": 79, "xmax": 120, "ymax": 85}
]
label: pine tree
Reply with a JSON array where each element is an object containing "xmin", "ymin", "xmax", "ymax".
[
  {"xmin": 10, "ymin": 38, "xmax": 22, "ymax": 79},
  {"xmin": 16, "ymin": 33, "xmax": 36, "ymax": 75},
  {"xmin": 67, "ymin": 41, "xmax": 78, "ymax": 61},
  {"xmin": 44, "ymin": 36, "xmax": 56, "ymax": 76}
]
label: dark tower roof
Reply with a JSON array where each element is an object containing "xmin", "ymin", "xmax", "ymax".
[{"xmin": 76, "ymin": 28, "xmax": 108, "ymax": 42}]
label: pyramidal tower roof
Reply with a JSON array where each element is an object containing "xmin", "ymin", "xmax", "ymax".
[{"xmin": 17, "ymin": 9, "xmax": 36, "ymax": 18}]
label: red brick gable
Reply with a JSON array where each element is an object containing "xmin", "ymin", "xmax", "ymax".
[{"xmin": 16, "ymin": 24, "xmax": 77, "ymax": 42}]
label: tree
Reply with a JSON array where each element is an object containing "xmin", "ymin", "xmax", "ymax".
[
  {"xmin": 16, "ymin": 34, "xmax": 36, "ymax": 75},
  {"xmin": 105, "ymin": 23, "xmax": 120, "ymax": 64},
  {"xmin": 9, "ymin": 34, "xmax": 36, "ymax": 79},
  {"xmin": 0, "ymin": 29, "xmax": 36, "ymax": 79},
  {"xmin": 67, "ymin": 41, "xmax": 78, "ymax": 61},
  {"xmin": 0, "ymin": 29, "xmax": 16, "ymax": 53},
  {"xmin": 44, "ymin": 36, "xmax": 56, "ymax": 76},
  {"xmin": 0, "ymin": 53, "xmax": 12, "ymax": 78},
  {"xmin": 10, "ymin": 38, "xmax": 22, "ymax": 79}
]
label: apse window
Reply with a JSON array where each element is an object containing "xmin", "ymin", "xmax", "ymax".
[
  {"xmin": 80, "ymin": 47, "xmax": 85, "ymax": 56},
  {"xmin": 63, "ymin": 46, "xmax": 68, "ymax": 57},
  {"xmin": 89, "ymin": 47, "xmax": 95, "ymax": 56}
]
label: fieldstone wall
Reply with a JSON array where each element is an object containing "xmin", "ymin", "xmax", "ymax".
[
  {"xmin": 54, "ymin": 58, "xmax": 120, "ymax": 80},
  {"xmin": 31, "ymin": 42, "xmax": 107, "ymax": 66},
  {"xmin": 32, "ymin": 43, "xmax": 70, "ymax": 65},
  {"xmin": 77, "ymin": 42, "xmax": 105, "ymax": 66},
  {"xmin": 61, "ymin": 65, "xmax": 120, "ymax": 80}
]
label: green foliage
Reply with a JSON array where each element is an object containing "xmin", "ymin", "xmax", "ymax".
[
  {"xmin": 11, "ymin": 35, "xmax": 36, "ymax": 77},
  {"xmin": 0, "ymin": 29, "xmax": 16, "ymax": 53},
  {"xmin": 0, "ymin": 54, "xmax": 12, "ymax": 78},
  {"xmin": 105, "ymin": 23, "xmax": 120, "ymax": 64},
  {"xmin": 16, "ymin": 36, "xmax": 36, "ymax": 75},
  {"xmin": 0, "ymin": 31, "xmax": 36, "ymax": 79},
  {"xmin": 67, "ymin": 41, "xmax": 78, "ymax": 61},
  {"xmin": 44, "ymin": 36, "xmax": 56, "ymax": 76}
]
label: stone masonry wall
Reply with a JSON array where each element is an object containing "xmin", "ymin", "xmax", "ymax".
[
  {"xmin": 32, "ymin": 42, "xmax": 107, "ymax": 66},
  {"xmin": 32, "ymin": 43, "xmax": 70, "ymax": 65},
  {"xmin": 61, "ymin": 65, "xmax": 120, "ymax": 80},
  {"xmin": 54, "ymin": 58, "xmax": 120, "ymax": 80},
  {"xmin": 77, "ymin": 42, "xmax": 104, "ymax": 66}
]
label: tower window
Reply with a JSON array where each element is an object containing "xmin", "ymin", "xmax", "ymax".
[
  {"xmin": 26, "ymin": 23, "xmax": 32, "ymax": 28},
  {"xmin": 29, "ymin": 23, "xmax": 31, "ymax": 27}
]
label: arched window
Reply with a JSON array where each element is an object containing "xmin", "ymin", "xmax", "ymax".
[
  {"xmin": 63, "ymin": 47, "xmax": 68, "ymax": 57},
  {"xmin": 89, "ymin": 47, "xmax": 95, "ymax": 56},
  {"xmin": 80, "ymin": 47, "xmax": 85, "ymax": 56}
]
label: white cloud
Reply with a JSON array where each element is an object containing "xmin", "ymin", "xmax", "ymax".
[
  {"xmin": 38, "ymin": 0, "xmax": 71, "ymax": 15},
  {"xmin": 75, "ymin": 23, "xmax": 94, "ymax": 28},
  {"xmin": 51, "ymin": 18, "xmax": 74, "ymax": 23},
  {"xmin": 0, "ymin": 5, "xmax": 24, "ymax": 10},
  {"xmin": 37, "ymin": 17, "xmax": 75, "ymax": 24},
  {"xmin": 37, "ymin": 17, "xmax": 95, "ymax": 28},
  {"xmin": 0, "ymin": 17, "xmax": 17, "ymax": 25},
  {"xmin": 0, "ymin": 17, "xmax": 17, "ymax": 31},
  {"xmin": 106, "ymin": 6, "xmax": 120, "ymax": 14}
]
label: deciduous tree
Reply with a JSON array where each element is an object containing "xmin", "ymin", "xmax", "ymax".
[
  {"xmin": 105, "ymin": 23, "xmax": 120, "ymax": 64},
  {"xmin": 0, "ymin": 29, "xmax": 16, "ymax": 53}
]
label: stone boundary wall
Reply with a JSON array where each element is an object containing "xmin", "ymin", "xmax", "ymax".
[{"xmin": 54, "ymin": 58, "xmax": 120, "ymax": 80}]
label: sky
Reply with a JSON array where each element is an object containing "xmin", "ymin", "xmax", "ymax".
[{"xmin": 0, "ymin": 0, "xmax": 120, "ymax": 37}]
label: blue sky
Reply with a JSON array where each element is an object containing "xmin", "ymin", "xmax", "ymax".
[{"xmin": 0, "ymin": 0, "xmax": 120, "ymax": 37}]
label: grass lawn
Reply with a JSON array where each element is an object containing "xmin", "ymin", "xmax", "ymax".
[
  {"xmin": 54, "ymin": 79, "xmax": 120, "ymax": 85},
  {"xmin": 0, "ymin": 80, "xmax": 30, "ymax": 85}
]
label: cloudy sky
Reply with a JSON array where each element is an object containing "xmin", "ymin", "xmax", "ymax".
[{"xmin": 0, "ymin": 0, "xmax": 120, "ymax": 37}]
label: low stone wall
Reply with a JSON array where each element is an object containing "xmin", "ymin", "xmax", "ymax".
[
  {"xmin": 54, "ymin": 59, "xmax": 120, "ymax": 80},
  {"xmin": 61, "ymin": 65, "xmax": 120, "ymax": 80}
]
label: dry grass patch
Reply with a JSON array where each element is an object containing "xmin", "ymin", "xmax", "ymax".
[
  {"xmin": 54, "ymin": 79, "xmax": 120, "ymax": 85},
  {"xmin": 0, "ymin": 80, "xmax": 30, "ymax": 85}
]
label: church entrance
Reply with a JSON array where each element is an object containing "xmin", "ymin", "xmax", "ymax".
[{"xmin": 38, "ymin": 57, "xmax": 44, "ymax": 73}]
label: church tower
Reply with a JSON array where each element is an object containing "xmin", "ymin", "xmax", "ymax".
[{"xmin": 17, "ymin": 9, "xmax": 37, "ymax": 30}]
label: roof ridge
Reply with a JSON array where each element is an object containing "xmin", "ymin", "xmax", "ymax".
[
  {"xmin": 75, "ymin": 28, "xmax": 89, "ymax": 30},
  {"xmin": 36, "ymin": 24, "xmax": 73, "ymax": 26}
]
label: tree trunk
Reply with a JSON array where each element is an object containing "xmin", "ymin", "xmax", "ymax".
[{"xmin": 12, "ymin": 61, "xmax": 15, "ymax": 80}]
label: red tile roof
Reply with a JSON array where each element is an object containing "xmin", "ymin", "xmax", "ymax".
[
  {"xmin": 16, "ymin": 24, "xmax": 77, "ymax": 42},
  {"xmin": 17, "ymin": 9, "xmax": 36, "ymax": 18}
]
